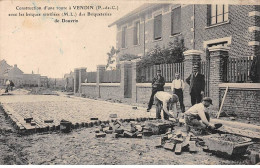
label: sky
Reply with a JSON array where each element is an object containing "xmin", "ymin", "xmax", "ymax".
[
  {"xmin": 1, "ymin": 0, "xmax": 259, "ymax": 78},
  {"xmin": 0, "ymin": 0, "xmax": 144, "ymax": 78}
]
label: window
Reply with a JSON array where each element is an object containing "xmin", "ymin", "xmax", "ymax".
[
  {"xmin": 171, "ymin": 7, "xmax": 181, "ymax": 35},
  {"xmin": 154, "ymin": 14, "xmax": 162, "ymax": 40},
  {"xmin": 133, "ymin": 21, "xmax": 140, "ymax": 45},
  {"xmin": 121, "ymin": 26, "xmax": 127, "ymax": 48},
  {"xmin": 208, "ymin": 41, "xmax": 228, "ymax": 47},
  {"xmin": 210, "ymin": 4, "xmax": 229, "ymax": 25}
]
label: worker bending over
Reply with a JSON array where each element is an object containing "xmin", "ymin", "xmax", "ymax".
[{"xmin": 154, "ymin": 91, "xmax": 179, "ymax": 120}]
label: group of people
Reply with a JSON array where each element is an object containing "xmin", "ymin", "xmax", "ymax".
[
  {"xmin": 147, "ymin": 65, "xmax": 216, "ymax": 131},
  {"xmin": 5, "ymin": 80, "xmax": 15, "ymax": 93}
]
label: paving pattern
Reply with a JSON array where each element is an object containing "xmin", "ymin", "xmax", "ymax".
[{"xmin": 0, "ymin": 95, "xmax": 156, "ymax": 133}]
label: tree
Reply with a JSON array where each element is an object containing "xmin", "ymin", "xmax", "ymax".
[
  {"xmin": 106, "ymin": 46, "xmax": 119, "ymax": 70},
  {"xmin": 119, "ymin": 54, "xmax": 141, "ymax": 61}
]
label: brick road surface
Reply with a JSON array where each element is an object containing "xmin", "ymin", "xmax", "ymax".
[{"xmin": 0, "ymin": 94, "xmax": 156, "ymax": 130}]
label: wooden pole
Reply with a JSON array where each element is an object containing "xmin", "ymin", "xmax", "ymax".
[{"xmin": 217, "ymin": 86, "xmax": 229, "ymax": 119}]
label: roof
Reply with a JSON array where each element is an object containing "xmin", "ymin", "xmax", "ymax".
[
  {"xmin": 0, "ymin": 59, "xmax": 12, "ymax": 75},
  {"xmin": 108, "ymin": 3, "xmax": 160, "ymax": 27}
]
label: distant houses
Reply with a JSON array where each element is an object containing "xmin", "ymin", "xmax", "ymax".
[{"xmin": 0, "ymin": 59, "xmax": 47, "ymax": 87}]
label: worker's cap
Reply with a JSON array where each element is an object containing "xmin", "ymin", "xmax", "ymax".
[
  {"xmin": 175, "ymin": 72, "xmax": 180, "ymax": 76},
  {"xmin": 157, "ymin": 70, "xmax": 161, "ymax": 73},
  {"xmin": 202, "ymin": 97, "xmax": 213, "ymax": 105}
]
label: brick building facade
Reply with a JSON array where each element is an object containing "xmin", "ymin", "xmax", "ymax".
[{"xmin": 109, "ymin": 4, "xmax": 260, "ymax": 63}]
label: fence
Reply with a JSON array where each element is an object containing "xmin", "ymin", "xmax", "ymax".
[
  {"xmin": 224, "ymin": 57, "xmax": 253, "ymax": 83},
  {"xmin": 102, "ymin": 69, "xmax": 121, "ymax": 83},
  {"xmin": 86, "ymin": 70, "xmax": 121, "ymax": 83},
  {"xmin": 136, "ymin": 63, "xmax": 184, "ymax": 83},
  {"xmin": 86, "ymin": 72, "xmax": 97, "ymax": 83}
]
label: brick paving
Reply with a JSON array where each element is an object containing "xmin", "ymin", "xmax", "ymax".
[{"xmin": 0, "ymin": 94, "xmax": 156, "ymax": 133}]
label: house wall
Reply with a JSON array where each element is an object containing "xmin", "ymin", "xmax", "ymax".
[
  {"xmin": 116, "ymin": 4, "xmax": 259, "ymax": 62},
  {"xmin": 194, "ymin": 5, "xmax": 256, "ymax": 60}
]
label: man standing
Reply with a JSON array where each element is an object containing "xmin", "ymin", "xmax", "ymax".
[
  {"xmin": 171, "ymin": 73, "xmax": 185, "ymax": 113},
  {"xmin": 5, "ymin": 80, "xmax": 10, "ymax": 93},
  {"xmin": 154, "ymin": 91, "xmax": 179, "ymax": 120},
  {"xmin": 147, "ymin": 70, "xmax": 165, "ymax": 112},
  {"xmin": 186, "ymin": 64, "xmax": 205, "ymax": 105},
  {"xmin": 184, "ymin": 97, "xmax": 216, "ymax": 131},
  {"xmin": 10, "ymin": 80, "xmax": 14, "ymax": 91}
]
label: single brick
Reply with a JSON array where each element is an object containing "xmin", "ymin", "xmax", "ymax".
[
  {"xmin": 189, "ymin": 141, "xmax": 197, "ymax": 153},
  {"xmin": 95, "ymin": 133, "xmax": 106, "ymax": 138},
  {"xmin": 105, "ymin": 130, "xmax": 113, "ymax": 134},
  {"xmin": 175, "ymin": 143, "xmax": 182, "ymax": 155},
  {"xmin": 155, "ymin": 137, "xmax": 162, "ymax": 148},
  {"xmin": 115, "ymin": 128, "xmax": 124, "ymax": 134},
  {"xmin": 30, "ymin": 121, "xmax": 36, "ymax": 126},
  {"xmin": 164, "ymin": 142, "xmax": 175, "ymax": 151},
  {"xmin": 24, "ymin": 117, "xmax": 33, "ymax": 123},
  {"xmin": 135, "ymin": 125, "xmax": 143, "ymax": 132},
  {"xmin": 80, "ymin": 122, "xmax": 85, "ymax": 127},
  {"xmin": 118, "ymin": 134, "xmax": 125, "ymax": 138},
  {"xmin": 75, "ymin": 123, "xmax": 80, "ymax": 129},
  {"xmin": 44, "ymin": 119, "xmax": 54, "ymax": 123},
  {"xmin": 89, "ymin": 122, "xmax": 94, "ymax": 127},
  {"xmin": 137, "ymin": 133, "xmax": 143, "ymax": 139},
  {"xmin": 124, "ymin": 131, "xmax": 137, "ymax": 138},
  {"xmin": 95, "ymin": 129, "xmax": 100, "ymax": 133},
  {"xmin": 143, "ymin": 130, "xmax": 153, "ymax": 136}
]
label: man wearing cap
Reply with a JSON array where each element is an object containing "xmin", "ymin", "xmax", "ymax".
[
  {"xmin": 171, "ymin": 73, "xmax": 185, "ymax": 113},
  {"xmin": 147, "ymin": 70, "xmax": 165, "ymax": 112},
  {"xmin": 154, "ymin": 91, "xmax": 179, "ymax": 120},
  {"xmin": 186, "ymin": 64, "xmax": 205, "ymax": 105},
  {"xmin": 184, "ymin": 97, "xmax": 215, "ymax": 131}
]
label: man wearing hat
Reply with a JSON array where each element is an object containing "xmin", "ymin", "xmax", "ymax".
[
  {"xmin": 186, "ymin": 64, "xmax": 205, "ymax": 105},
  {"xmin": 147, "ymin": 70, "xmax": 165, "ymax": 112},
  {"xmin": 184, "ymin": 97, "xmax": 215, "ymax": 131}
]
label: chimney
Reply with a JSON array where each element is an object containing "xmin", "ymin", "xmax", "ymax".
[{"xmin": 14, "ymin": 64, "xmax": 17, "ymax": 68}]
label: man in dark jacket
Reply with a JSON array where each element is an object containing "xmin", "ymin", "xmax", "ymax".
[
  {"xmin": 186, "ymin": 64, "xmax": 205, "ymax": 105},
  {"xmin": 147, "ymin": 70, "xmax": 165, "ymax": 112}
]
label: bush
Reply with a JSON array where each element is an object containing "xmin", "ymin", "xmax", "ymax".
[{"xmin": 137, "ymin": 37, "xmax": 187, "ymax": 70}]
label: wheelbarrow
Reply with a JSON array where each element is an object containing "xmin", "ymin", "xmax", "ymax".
[{"xmin": 202, "ymin": 134, "xmax": 254, "ymax": 156}]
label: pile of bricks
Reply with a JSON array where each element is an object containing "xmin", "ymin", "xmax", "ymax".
[
  {"xmin": 156, "ymin": 129, "xmax": 202, "ymax": 155},
  {"xmin": 95, "ymin": 119, "xmax": 177, "ymax": 139},
  {"xmin": 95, "ymin": 120, "xmax": 155, "ymax": 139}
]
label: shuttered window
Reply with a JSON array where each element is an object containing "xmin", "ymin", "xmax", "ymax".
[
  {"xmin": 133, "ymin": 21, "xmax": 140, "ymax": 45},
  {"xmin": 171, "ymin": 7, "xmax": 181, "ymax": 35},
  {"xmin": 122, "ymin": 26, "xmax": 127, "ymax": 48},
  {"xmin": 154, "ymin": 14, "xmax": 162, "ymax": 40}
]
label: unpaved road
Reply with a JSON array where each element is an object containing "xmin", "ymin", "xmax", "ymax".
[{"xmin": 1, "ymin": 107, "xmax": 259, "ymax": 165}]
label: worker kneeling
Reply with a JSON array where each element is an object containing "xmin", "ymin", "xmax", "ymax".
[
  {"xmin": 154, "ymin": 91, "xmax": 179, "ymax": 120},
  {"xmin": 184, "ymin": 97, "xmax": 215, "ymax": 132}
]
